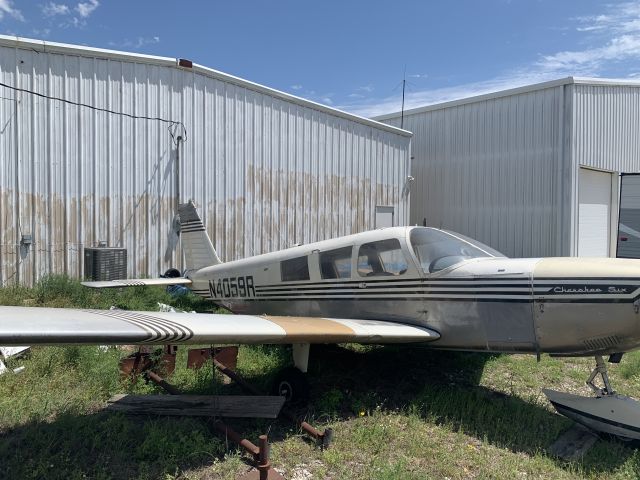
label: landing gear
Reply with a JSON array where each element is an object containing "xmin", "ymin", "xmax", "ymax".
[
  {"xmin": 271, "ymin": 343, "xmax": 312, "ymax": 405},
  {"xmin": 272, "ymin": 366, "xmax": 309, "ymax": 405},
  {"xmin": 586, "ymin": 355, "xmax": 615, "ymax": 396},
  {"xmin": 544, "ymin": 354, "xmax": 640, "ymax": 441}
]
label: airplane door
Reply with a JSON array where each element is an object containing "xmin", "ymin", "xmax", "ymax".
[{"xmin": 478, "ymin": 262, "xmax": 537, "ymax": 352}]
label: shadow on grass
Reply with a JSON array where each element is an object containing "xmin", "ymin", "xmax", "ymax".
[
  {"xmin": 0, "ymin": 411, "xmax": 232, "ymax": 479},
  {"xmin": 305, "ymin": 344, "xmax": 638, "ymax": 475},
  {"xmin": 0, "ymin": 344, "xmax": 637, "ymax": 478},
  {"xmin": 0, "ymin": 379, "xmax": 292, "ymax": 479},
  {"xmin": 0, "ymin": 345, "xmax": 286, "ymax": 480}
]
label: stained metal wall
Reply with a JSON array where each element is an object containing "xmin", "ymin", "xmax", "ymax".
[
  {"xmin": 0, "ymin": 37, "xmax": 411, "ymax": 285},
  {"xmin": 380, "ymin": 86, "xmax": 571, "ymax": 258}
]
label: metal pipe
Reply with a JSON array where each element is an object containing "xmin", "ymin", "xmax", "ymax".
[
  {"xmin": 213, "ymin": 357, "xmax": 261, "ymax": 395},
  {"xmin": 145, "ymin": 370, "xmax": 181, "ymax": 395},
  {"xmin": 257, "ymin": 435, "xmax": 271, "ymax": 480},
  {"xmin": 213, "ymin": 356, "xmax": 332, "ymax": 448},
  {"xmin": 175, "ymin": 135, "xmax": 183, "ymax": 206},
  {"xmin": 212, "ymin": 420, "xmax": 260, "ymax": 458}
]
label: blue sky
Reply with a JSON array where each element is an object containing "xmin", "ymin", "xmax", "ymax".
[{"xmin": 1, "ymin": 1, "xmax": 640, "ymax": 117}]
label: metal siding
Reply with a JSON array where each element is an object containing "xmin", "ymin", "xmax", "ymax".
[
  {"xmin": 573, "ymin": 84, "xmax": 640, "ymax": 172},
  {"xmin": 570, "ymin": 84, "xmax": 640, "ymax": 256},
  {"xmin": 382, "ymin": 86, "xmax": 567, "ymax": 257},
  {"xmin": 0, "ymin": 43, "xmax": 410, "ymax": 285}
]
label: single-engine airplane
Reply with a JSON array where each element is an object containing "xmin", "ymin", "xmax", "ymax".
[{"xmin": 1, "ymin": 201, "xmax": 640, "ymax": 440}]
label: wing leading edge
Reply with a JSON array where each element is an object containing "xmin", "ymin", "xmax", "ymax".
[{"xmin": 0, "ymin": 306, "xmax": 440, "ymax": 346}]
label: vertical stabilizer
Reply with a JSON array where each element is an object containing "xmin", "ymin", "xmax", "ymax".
[{"xmin": 178, "ymin": 201, "xmax": 222, "ymax": 270}]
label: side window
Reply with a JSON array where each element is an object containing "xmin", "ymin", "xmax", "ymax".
[
  {"xmin": 281, "ymin": 256, "xmax": 310, "ymax": 281},
  {"xmin": 357, "ymin": 239, "xmax": 408, "ymax": 277},
  {"xmin": 319, "ymin": 247, "xmax": 353, "ymax": 279}
]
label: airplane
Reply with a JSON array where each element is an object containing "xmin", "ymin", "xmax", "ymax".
[{"xmin": 1, "ymin": 201, "xmax": 640, "ymax": 441}]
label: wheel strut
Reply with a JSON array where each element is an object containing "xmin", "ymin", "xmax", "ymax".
[{"xmin": 586, "ymin": 355, "xmax": 615, "ymax": 396}]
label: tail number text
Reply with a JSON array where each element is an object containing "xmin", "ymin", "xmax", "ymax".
[{"xmin": 209, "ymin": 276, "xmax": 255, "ymax": 298}]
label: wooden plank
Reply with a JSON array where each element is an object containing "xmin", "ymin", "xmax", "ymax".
[
  {"xmin": 106, "ymin": 394, "xmax": 285, "ymax": 419},
  {"xmin": 549, "ymin": 424, "xmax": 599, "ymax": 460}
]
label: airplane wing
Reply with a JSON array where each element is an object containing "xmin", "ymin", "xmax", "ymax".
[
  {"xmin": 0, "ymin": 306, "xmax": 439, "ymax": 346},
  {"xmin": 81, "ymin": 278, "xmax": 192, "ymax": 288}
]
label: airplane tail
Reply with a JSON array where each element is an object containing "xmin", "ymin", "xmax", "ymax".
[{"xmin": 178, "ymin": 201, "xmax": 222, "ymax": 270}]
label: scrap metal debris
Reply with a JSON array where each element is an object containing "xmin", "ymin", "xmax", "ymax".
[{"xmin": 0, "ymin": 345, "xmax": 29, "ymax": 375}]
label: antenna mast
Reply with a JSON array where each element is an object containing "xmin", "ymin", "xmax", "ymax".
[{"xmin": 400, "ymin": 66, "xmax": 406, "ymax": 129}]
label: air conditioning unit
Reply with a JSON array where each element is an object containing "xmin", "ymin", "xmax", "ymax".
[{"xmin": 83, "ymin": 247, "xmax": 127, "ymax": 281}]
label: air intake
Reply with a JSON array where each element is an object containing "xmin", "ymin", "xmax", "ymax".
[
  {"xmin": 83, "ymin": 247, "xmax": 127, "ymax": 281},
  {"xmin": 583, "ymin": 335, "xmax": 621, "ymax": 352}
]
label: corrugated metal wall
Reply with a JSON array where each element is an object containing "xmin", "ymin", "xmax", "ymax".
[
  {"xmin": 569, "ymin": 84, "xmax": 640, "ymax": 256},
  {"xmin": 381, "ymin": 86, "xmax": 570, "ymax": 258},
  {"xmin": 0, "ymin": 38, "xmax": 411, "ymax": 285},
  {"xmin": 572, "ymin": 84, "xmax": 640, "ymax": 172}
]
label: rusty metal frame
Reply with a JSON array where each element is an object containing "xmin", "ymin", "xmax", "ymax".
[{"xmin": 117, "ymin": 343, "xmax": 332, "ymax": 477}]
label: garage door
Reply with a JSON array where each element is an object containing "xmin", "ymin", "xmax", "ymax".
[
  {"xmin": 617, "ymin": 174, "xmax": 640, "ymax": 258},
  {"xmin": 578, "ymin": 168, "xmax": 612, "ymax": 257}
]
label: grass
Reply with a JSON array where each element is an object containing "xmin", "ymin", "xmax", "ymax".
[{"xmin": 0, "ymin": 275, "xmax": 639, "ymax": 479}]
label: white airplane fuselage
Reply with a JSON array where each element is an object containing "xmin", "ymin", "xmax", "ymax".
[{"xmin": 186, "ymin": 226, "xmax": 640, "ymax": 357}]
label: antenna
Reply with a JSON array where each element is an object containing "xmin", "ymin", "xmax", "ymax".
[{"xmin": 401, "ymin": 66, "xmax": 406, "ymax": 129}]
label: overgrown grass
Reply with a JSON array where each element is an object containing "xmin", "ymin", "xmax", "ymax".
[
  {"xmin": 0, "ymin": 275, "xmax": 640, "ymax": 479},
  {"xmin": 0, "ymin": 274, "xmax": 213, "ymax": 312}
]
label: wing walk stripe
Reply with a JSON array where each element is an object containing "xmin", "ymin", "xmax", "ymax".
[
  {"xmin": 83, "ymin": 309, "xmax": 159, "ymax": 342},
  {"xmin": 110, "ymin": 311, "xmax": 194, "ymax": 343},
  {"xmin": 91, "ymin": 310, "xmax": 176, "ymax": 343},
  {"xmin": 85, "ymin": 310, "xmax": 194, "ymax": 343}
]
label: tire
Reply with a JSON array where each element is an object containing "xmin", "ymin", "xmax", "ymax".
[{"xmin": 272, "ymin": 366, "xmax": 310, "ymax": 405}]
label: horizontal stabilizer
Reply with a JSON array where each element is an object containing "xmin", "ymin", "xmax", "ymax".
[
  {"xmin": 178, "ymin": 201, "xmax": 221, "ymax": 269},
  {"xmin": 82, "ymin": 278, "xmax": 192, "ymax": 289},
  {"xmin": 0, "ymin": 306, "xmax": 440, "ymax": 346}
]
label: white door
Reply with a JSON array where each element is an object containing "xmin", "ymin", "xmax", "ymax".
[
  {"xmin": 375, "ymin": 206, "xmax": 394, "ymax": 228},
  {"xmin": 578, "ymin": 168, "xmax": 612, "ymax": 257}
]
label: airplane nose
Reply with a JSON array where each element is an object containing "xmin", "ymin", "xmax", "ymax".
[
  {"xmin": 533, "ymin": 257, "xmax": 640, "ymax": 355},
  {"xmin": 534, "ymin": 257, "xmax": 640, "ymax": 281}
]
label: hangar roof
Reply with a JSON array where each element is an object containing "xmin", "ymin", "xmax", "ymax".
[
  {"xmin": 0, "ymin": 34, "xmax": 412, "ymax": 138},
  {"xmin": 374, "ymin": 76, "xmax": 640, "ymax": 121}
]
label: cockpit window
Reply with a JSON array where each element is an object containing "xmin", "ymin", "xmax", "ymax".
[
  {"xmin": 410, "ymin": 228, "xmax": 504, "ymax": 273},
  {"xmin": 281, "ymin": 256, "xmax": 310, "ymax": 281},
  {"xmin": 320, "ymin": 247, "xmax": 352, "ymax": 279},
  {"xmin": 357, "ymin": 239, "xmax": 408, "ymax": 277}
]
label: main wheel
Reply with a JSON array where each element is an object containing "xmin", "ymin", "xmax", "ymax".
[{"xmin": 272, "ymin": 366, "xmax": 310, "ymax": 405}]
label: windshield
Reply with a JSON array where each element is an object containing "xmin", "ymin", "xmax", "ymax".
[{"xmin": 410, "ymin": 227, "xmax": 505, "ymax": 273}]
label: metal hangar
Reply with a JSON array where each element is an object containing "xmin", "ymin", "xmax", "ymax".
[
  {"xmin": 376, "ymin": 77, "xmax": 640, "ymax": 259},
  {"xmin": 0, "ymin": 35, "xmax": 412, "ymax": 285}
]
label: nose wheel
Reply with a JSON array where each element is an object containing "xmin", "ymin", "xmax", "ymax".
[{"xmin": 586, "ymin": 355, "xmax": 615, "ymax": 396}]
